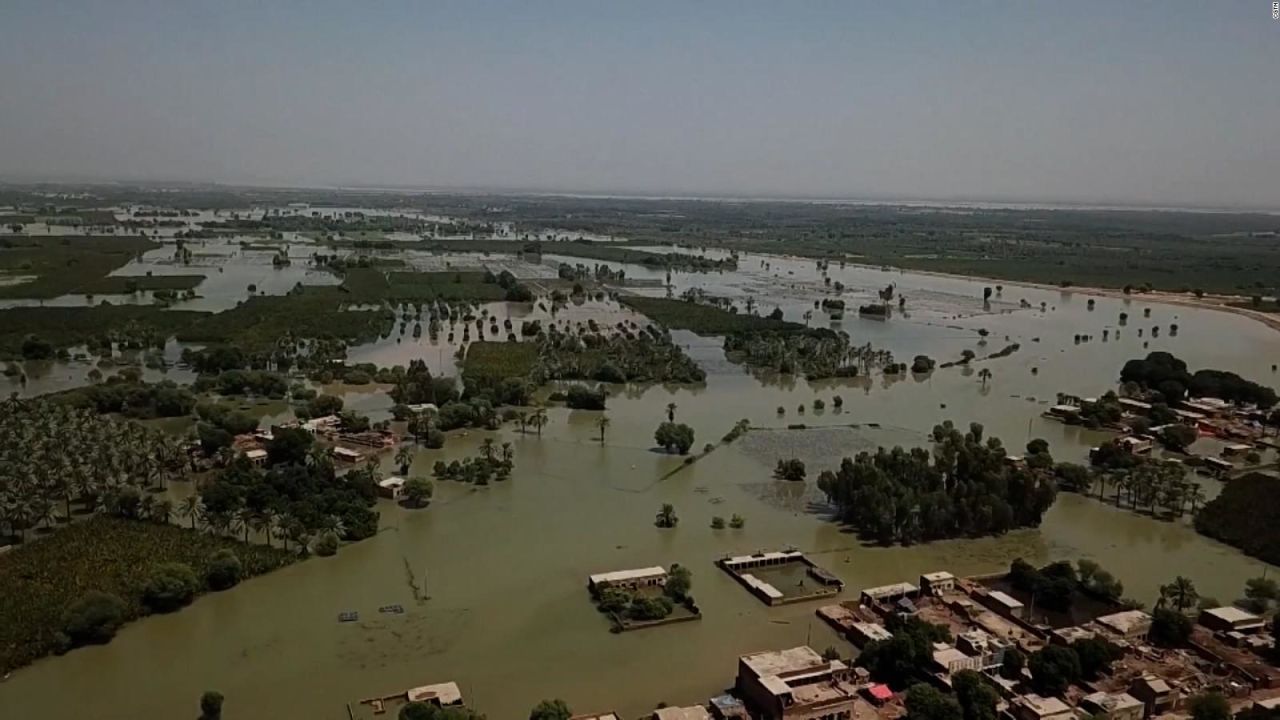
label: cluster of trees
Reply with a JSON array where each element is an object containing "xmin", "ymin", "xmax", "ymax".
[
  {"xmin": 431, "ymin": 439, "xmax": 515, "ymax": 485},
  {"xmin": 722, "ymin": 329, "xmax": 894, "ymax": 380},
  {"xmin": 654, "ymin": 422, "xmax": 696, "ymax": 454},
  {"xmin": 1120, "ymin": 351, "xmax": 1277, "ymax": 408},
  {"xmin": 535, "ymin": 323, "xmax": 706, "ymax": 384},
  {"xmin": 192, "ymin": 368, "xmax": 290, "ymax": 398},
  {"xmin": 858, "ymin": 614, "xmax": 952, "ymax": 687},
  {"xmin": 1195, "ymin": 472, "xmax": 1280, "ymax": 566},
  {"xmin": 816, "ymin": 422, "xmax": 1058, "ymax": 545},
  {"xmin": 773, "ymin": 458, "xmax": 806, "ymax": 482},
  {"xmin": 484, "ymin": 268, "xmax": 534, "ymax": 302},
  {"xmin": 398, "ymin": 701, "xmax": 485, "ymax": 720},
  {"xmin": 903, "ymin": 671, "xmax": 999, "ymax": 720},
  {"xmin": 1085, "ymin": 446, "xmax": 1207, "ymax": 519},
  {"xmin": 195, "ymin": 427, "xmax": 380, "ymax": 554},
  {"xmin": 594, "ymin": 564, "xmax": 694, "ymax": 623},
  {"xmin": 1026, "ymin": 637, "xmax": 1121, "ymax": 696},
  {"xmin": 562, "ymin": 384, "xmax": 607, "ymax": 410},
  {"xmin": 0, "ymin": 399, "xmax": 188, "ymax": 542},
  {"xmin": 55, "ymin": 376, "xmax": 197, "ymax": 419}
]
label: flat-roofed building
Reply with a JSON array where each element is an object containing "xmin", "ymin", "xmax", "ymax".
[
  {"xmin": 956, "ymin": 629, "xmax": 1011, "ymax": 670},
  {"xmin": 571, "ymin": 714, "xmax": 622, "ymax": 720},
  {"xmin": 1050, "ymin": 626, "xmax": 1097, "ymax": 646},
  {"xmin": 932, "ymin": 645, "xmax": 981, "ymax": 675},
  {"xmin": 1118, "ymin": 398, "xmax": 1153, "ymax": 415},
  {"xmin": 848, "ymin": 622, "xmax": 893, "ymax": 648},
  {"xmin": 653, "ymin": 706, "xmax": 713, "ymax": 720},
  {"xmin": 860, "ymin": 582, "xmax": 918, "ymax": 606},
  {"xmin": 332, "ymin": 446, "xmax": 365, "ymax": 463},
  {"xmin": 1198, "ymin": 606, "xmax": 1266, "ymax": 634},
  {"xmin": 736, "ymin": 646, "xmax": 858, "ymax": 720},
  {"xmin": 1009, "ymin": 694, "xmax": 1074, "ymax": 720},
  {"xmin": 244, "ymin": 448, "xmax": 268, "ymax": 466},
  {"xmin": 1096, "ymin": 610, "xmax": 1152, "ymax": 642},
  {"xmin": 377, "ymin": 476, "xmax": 406, "ymax": 500},
  {"xmin": 406, "ymin": 681, "xmax": 463, "ymax": 707},
  {"xmin": 1128, "ymin": 675, "xmax": 1177, "ymax": 718},
  {"xmin": 588, "ymin": 566, "xmax": 668, "ymax": 592},
  {"xmin": 1118, "ymin": 436, "xmax": 1153, "ymax": 454},
  {"xmin": 920, "ymin": 571, "xmax": 957, "ymax": 595},
  {"xmin": 1079, "ymin": 692, "xmax": 1143, "ymax": 720},
  {"xmin": 984, "ymin": 590, "xmax": 1026, "ymax": 620}
]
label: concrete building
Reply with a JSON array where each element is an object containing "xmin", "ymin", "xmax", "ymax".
[
  {"xmin": 956, "ymin": 629, "xmax": 1011, "ymax": 670},
  {"xmin": 405, "ymin": 681, "xmax": 463, "ymax": 708},
  {"xmin": 1117, "ymin": 436, "xmax": 1153, "ymax": 454},
  {"xmin": 920, "ymin": 571, "xmax": 957, "ymax": 595},
  {"xmin": 1198, "ymin": 606, "xmax": 1267, "ymax": 634},
  {"xmin": 332, "ymin": 446, "xmax": 365, "ymax": 463},
  {"xmin": 1096, "ymin": 610, "xmax": 1153, "ymax": 642},
  {"xmin": 860, "ymin": 582, "xmax": 918, "ymax": 606},
  {"xmin": 588, "ymin": 566, "xmax": 668, "ymax": 592},
  {"xmin": 571, "ymin": 714, "xmax": 622, "ymax": 720},
  {"xmin": 736, "ymin": 646, "xmax": 858, "ymax": 720},
  {"xmin": 848, "ymin": 622, "xmax": 893, "ymax": 648},
  {"xmin": 1127, "ymin": 675, "xmax": 1177, "ymax": 718},
  {"xmin": 653, "ymin": 706, "xmax": 713, "ymax": 720},
  {"xmin": 1008, "ymin": 694, "xmax": 1074, "ymax": 720},
  {"xmin": 1050, "ymin": 626, "xmax": 1097, "ymax": 646},
  {"xmin": 377, "ymin": 476, "xmax": 406, "ymax": 500},
  {"xmin": 244, "ymin": 448, "xmax": 268, "ymax": 466},
  {"xmin": 985, "ymin": 590, "xmax": 1026, "ymax": 620},
  {"xmin": 1079, "ymin": 692, "xmax": 1143, "ymax": 720},
  {"xmin": 931, "ymin": 644, "xmax": 981, "ymax": 675}
]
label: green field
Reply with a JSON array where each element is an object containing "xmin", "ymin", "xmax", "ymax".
[
  {"xmin": 79, "ymin": 274, "xmax": 206, "ymax": 294},
  {"xmin": 461, "ymin": 341, "xmax": 539, "ymax": 388},
  {"xmin": 340, "ymin": 268, "xmax": 507, "ymax": 302},
  {"xmin": 0, "ymin": 236, "xmax": 158, "ymax": 299},
  {"xmin": 0, "ymin": 516, "xmax": 295, "ymax": 673}
]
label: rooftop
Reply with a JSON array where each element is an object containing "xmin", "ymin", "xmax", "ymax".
[
  {"xmin": 406, "ymin": 681, "xmax": 462, "ymax": 706},
  {"xmin": 653, "ymin": 706, "xmax": 712, "ymax": 720},
  {"xmin": 379, "ymin": 476, "xmax": 406, "ymax": 489},
  {"xmin": 1081, "ymin": 692, "xmax": 1143, "ymax": 713},
  {"xmin": 987, "ymin": 590, "xmax": 1025, "ymax": 609},
  {"xmin": 571, "ymin": 714, "xmax": 621, "ymax": 720},
  {"xmin": 741, "ymin": 646, "xmax": 829, "ymax": 678},
  {"xmin": 1201, "ymin": 606, "xmax": 1264, "ymax": 625},
  {"xmin": 922, "ymin": 571, "xmax": 956, "ymax": 582},
  {"xmin": 862, "ymin": 582, "xmax": 918, "ymax": 599},
  {"xmin": 244, "ymin": 448, "xmax": 268, "ymax": 459},
  {"xmin": 1012, "ymin": 694, "xmax": 1071, "ymax": 718},
  {"xmin": 723, "ymin": 550, "xmax": 803, "ymax": 565},
  {"xmin": 1097, "ymin": 610, "xmax": 1152, "ymax": 635},
  {"xmin": 589, "ymin": 566, "xmax": 667, "ymax": 586}
]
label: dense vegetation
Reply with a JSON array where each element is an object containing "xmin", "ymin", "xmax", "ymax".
[
  {"xmin": 0, "ymin": 235, "xmax": 158, "ymax": 299},
  {"xmin": 619, "ymin": 296, "xmax": 805, "ymax": 335},
  {"xmin": 1194, "ymin": 471, "xmax": 1280, "ymax": 566},
  {"xmin": 0, "ymin": 516, "xmax": 294, "ymax": 673},
  {"xmin": 723, "ymin": 329, "xmax": 894, "ymax": 379},
  {"xmin": 1120, "ymin": 351, "xmax": 1278, "ymax": 408},
  {"xmin": 816, "ymin": 421, "xmax": 1058, "ymax": 545}
]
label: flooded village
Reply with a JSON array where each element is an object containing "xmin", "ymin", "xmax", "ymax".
[{"xmin": 2, "ymin": 190, "xmax": 1279, "ymax": 720}]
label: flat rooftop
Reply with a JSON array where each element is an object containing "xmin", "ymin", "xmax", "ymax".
[
  {"xmin": 987, "ymin": 590, "xmax": 1024, "ymax": 609},
  {"xmin": 589, "ymin": 566, "xmax": 667, "ymax": 585},
  {"xmin": 1097, "ymin": 610, "xmax": 1152, "ymax": 634},
  {"xmin": 862, "ymin": 582, "xmax": 918, "ymax": 599},
  {"xmin": 741, "ymin": 646, "xmax": 832, "ymax": 678},
  {"xmin": 653, "ymin": 706, "xmax": 712, "ymax": 720},
  {"xmin": 723, "ymin": 550, "xmax": 803, "ymax": 565},
  {"xmin": 1013, "ymin": 694, "xmax": 1071, "ymax": 717},
  {"xmin": 406, "ymin": 681, "xmax": 461, "ymax": 706},
  {"xmin": 1202, "ymin": 606, "xmax": 1264, "ymax": 625}
]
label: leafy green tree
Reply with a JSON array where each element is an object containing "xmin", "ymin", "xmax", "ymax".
[
  {"xmin": 1028, "ymin": 644, "xmax": 1081, "ymax": 696},
  {"xmin": 206, "ymin": 549, "xmax": 243, "ymax": 591},
  {"xmin": 1150, "ymin": 608, "xmax": 1193, "ymax": 647},
  {"xmin": 665, "ymin": 564, "xmax": 692, "ymax": 601},
  {"xmin": 314, "ymin": 532, "xmax": 339, "ymax": 557},
  {"xmin": 654, "ymin": 422, "xmax": 695, "ymax": 454},
  {"xmin": 1188, "ymin": 692, "xmax": 1231, "ymax": 720},
  {"xmin": 953, "ymin": 670, "xmax": 999, "ymax": 720},
  {"xmin": 1000, "ymin": 647, "xmax": 1026, "ymax": 679},
  {"xmin": 654, "ymin": 503, "xmax": 678, "ymax": 528},
  {"xmin": 710, "ymin": 516, "xmax": 726, "ymax": 529},
  {"xmin": 1072, "ymin": 637, "xmax": 1121, "ymax": 680},
  {"xmin": 529, "ymin": 699, "xmax": 572, "ymax": 720},
  {"xmin": 1159, "ymin": 576, "xmax": 1199, "ymax": 612},
  {"xmin": 61, "ymin": 591, "xmax": 127, "ymax": 646},
  {"xmin": 905, "ymin": 683, "xmax": 963, "ymax": 720},
  {"xmin": 403, "ymin": 477, "xmax": 434, "ymax": 508},
  {"xmin": 142, "ymin": 562, "xmax": 199, "ymax": 612},
  {"xmin": 199, "ymin": 691, "xmax": 224, "ymax": 720}
]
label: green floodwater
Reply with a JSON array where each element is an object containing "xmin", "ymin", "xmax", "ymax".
[{"xmin": 2, "ymin": 248, "xmax": 1279, "ymax": 720}]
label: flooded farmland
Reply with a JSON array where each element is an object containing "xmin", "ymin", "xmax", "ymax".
[{"xmin": 1, "ymin": 242, "xmax": 1278, "ymax": 720}]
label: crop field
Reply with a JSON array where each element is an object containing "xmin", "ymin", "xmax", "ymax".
[
  {"xmin": 461, "ymin": 341, "xmax": 539, "ymax": 388},
  {"xmin": 0, "ymin": 516, "xmax": 295, "ymax": 674}
]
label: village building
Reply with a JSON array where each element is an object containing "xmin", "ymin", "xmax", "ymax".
[
  {"xmin": 1220, "ymin": 443, "xmax": 1254, "ymax": 458},
  {"xmin": 1117, "ymin": 436, "xmax": 1153, "ymax": 454},
  {"xmin": 1008, "ymin": 694, "xmax": 1074, "ymax": 720},
  {"xmin": 1127, "ymin": 675, "xmax": 1177, "ymax": 718},
  {"xmin": 331, "ymin": 446, "xmax": 365, "ymax": 463},
  {"xmin": 1182, "ymin": 398, "xmax": 1230, "ymax": 417},
  {"xmin": 848, "ymin": 622, "xmax": 893, "ymax": 648},
  {"xmin": 920, "ymin": 571, "xmax": 957, "ymax": 595},
  {"xmin": 1050, "ymin": 625, "xmax": 1097, "ymax": 646},
  {"xmin": 983, "ymin": 590, "xmax": 1026, "ymax": 620},
  {"xmin": 1095, "ymin": 610, "xmax": 1152, "ymax": 642},
  {"xmin": 1198, "ymin": 606, "xmax": 1267, "ymax": 634},
  {"xmin": 244, "ymin": 448, "xmax": 268, "ymax": 466},
  {"xmin": 405, "ymin": 403, "xmax": 438, "ymax": 415},
  {"xmin": 709, "ymin": 694, "xmax": 750, "ymax": 720},
  {"xmin": 736, "ymin": 646, "xmax": 858, "ymax": 720},
  {"xmin": 571, "ymin": 713, "xmax": 622, "ymax": 720},
  {"xmin": 956, "ymin": 629, "xmax": 1012, "ymax": 670},
  {"xmin": 931, "ymin": 644, "xmax": 981, "ymax": 675},
  {"xmin": 406, "ymin": 681, "xmax": 463, "ymax": 708},
  {"xmin": 588, "ymin": 566, "xmax": 668, "ymax": 592},
  {"xmin": 653, "ymin": 705, "xmax": 713, "ymax": 720},
  {"xmin": 1078, "ymin": 692, "xmax": 1143, "ymax": 720},
  {"xmin": 376, "ymin": 476, "xmax": 406, "ymax": 500},
  {"xmin": 860, "ymin": 582, "xmax": 918, "ymax": 606}
]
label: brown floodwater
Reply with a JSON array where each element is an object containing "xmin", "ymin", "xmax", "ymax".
[{"xmin": 2, "ymin": 249, "xmax": 1279, "ymax": 720}]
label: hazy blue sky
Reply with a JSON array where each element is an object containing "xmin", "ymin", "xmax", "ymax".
[{"xmin": 2, "ymin": 1, "xmax": 1276, "ymax": 207}]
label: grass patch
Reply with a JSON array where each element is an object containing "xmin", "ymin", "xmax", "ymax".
[
  {"xmin": 620, "ymin": 296, "xmax": 806, "ymax": 335},
  {"xmin": 80, "ymin": 274, "xmax": 205, "ymax": 294},
  {"xmin": 0, "ymin": 236, "xmax": 158, "ymax": 299},
  {"xmin": 0, "ymin": 516, "xmax": 295, "ymax": 673},
  {"xmin": 175, "ymin": 287, "xmax": 394, "ymax": 352},
  {"xmin": 462, "ymin": 341, "xmax": 539, "ymax": 388}
]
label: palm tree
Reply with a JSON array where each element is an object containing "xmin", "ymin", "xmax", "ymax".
[
  {"xmin": 1159, "ymin": 576, "xmax": 1199, "ymax": 612},
  {"xmin": 655, "ymin": 503, "xmax": 678, "ymax": 528},
  {"xmin": 596, "ymin": 415, "xmax": 610, "ymax": 445},
  {"xmin": 394, "ymin": 445, "xmax": 414, "ymax": 475},
  {"xmin": 516, "ymin": 411, "xmax": 529, "ymax": 434},
  {"xmin": 178, "ymin": 495, "xmax": 202, "ymax": 530},
  {"xmin": 666, "ymin": 402, "xmax": 677, "ymax": 423},
  {"xmin": 1185, "ymin": 483, "xmax": 1207, "ymax": 515},
  {"xmin": 530, "ymin": 407, "xmax": 549, "ymax": 437},
  {"xmin": 480, "ymin": 438, "xmax": 497, "ymax": 463},
  {"xmin": 978, "ymin": 368, "xmax": 993, "ymax": 387}
]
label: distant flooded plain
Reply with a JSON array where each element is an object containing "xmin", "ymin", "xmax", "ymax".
[{"xmin": 2, "ymin": 244, "xmax": 1278, "ymax": 720}]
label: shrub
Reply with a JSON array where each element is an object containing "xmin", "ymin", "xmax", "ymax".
[
  {"xmin": 142, "ymin": 562, "xmax": 199, "ymax": 612},
  {"xmin": 315, "ymin": 532, "xmax": 339, "ymax": 557},
  {"xmin": 205, "ymin": 550, "xmax": 243, "ymax": 591},
  {"xmin": 61, "ymin": 591, "xmax": 127, "ymax": 646}
]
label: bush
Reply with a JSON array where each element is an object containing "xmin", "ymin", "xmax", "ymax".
[
  {"xmin": 205, "ymin": 550, "xmax": 243, "ymax": 591},
  {"xmin": 61, "ymin": 591, "xmax": 127, "ymax": 646},
  {"xmin": 314, "ymin": 532, "xmax": 339, "ymax": 557},
  {"xmin": 564, "ymin": 384, "xmax": 607, "ymax": 410},
  {"xmin": 654, "ymin": 422, "xmax": 695, "ymax": 454},
  {"xmin": 142, "ymin": 562, "xmax": 199, "ymax": 612}
]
